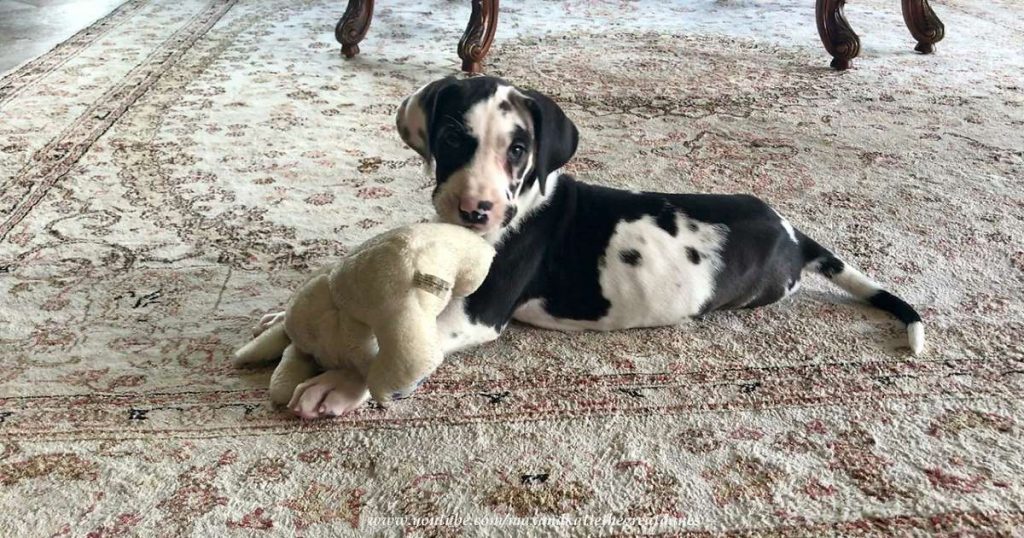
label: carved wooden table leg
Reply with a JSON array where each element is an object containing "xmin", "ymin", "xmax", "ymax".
[
  {"xmin": 816, "ymin": 0, "xmax": 860, "ymax": 70},
  {"xmin": 336, "ymin": 0, "xmax": 374, "ymax": 58},
  {"xmin": 458, "ymin": 0, "xmax": 499, "ymax": 73},
  {"xmin": 902, "ymin": 0, "xmax": 945, "ymax": 54}
]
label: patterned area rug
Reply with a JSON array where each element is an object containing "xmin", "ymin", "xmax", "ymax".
[{"xmin": 1, "ymin": 0, "xmax": 1022, "ymax": 535}]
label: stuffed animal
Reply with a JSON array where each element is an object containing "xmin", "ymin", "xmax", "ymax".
[{"xmin": 232, "ymin": 223, "xmax": 495, "ymax": 415}]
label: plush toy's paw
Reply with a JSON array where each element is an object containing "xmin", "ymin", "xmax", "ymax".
[
  {"xmin": 253, "ymin": 311, "xmax": 285, "ymax": 337},
  {"xmin": 287, "ymin": 370, "xmax": 370, "ymax": 420}
]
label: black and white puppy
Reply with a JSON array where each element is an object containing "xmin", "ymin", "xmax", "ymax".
[
  {"xmin": 265, "ymin": 76, "xmax": 924, "ymax": 418},
  {"xmin": 398, "ymin": 75, "xmax": 924, "ymax": 353}
]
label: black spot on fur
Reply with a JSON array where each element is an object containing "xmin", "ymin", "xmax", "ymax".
[
  {"xmin": 687, "ymin": 221, "xmax": 699, "ymax": 232},
  {"xmin": 656, "ymin": 207, "xmax": 678, "ymax": 236},
  {"xmin": 818, "ymin": 257, "xmax": 844, "ymax": 278},
  {"xmin": 686, "ymin": 247, "xmax": 701, "ymax": 264},
  {"xmin": 511, "ymin": 125, "xmax": 529, "ymax": 141},
  {"xmin": 432, "ymin": 123, "xmax": 478, "ymax": 187},
  {"xmin": 499, "ymin": 100, "xmax": 512, "ymax": 112},
  {"xmin": 450, "ymin": 332, "xmax": 459, "ymax": 339},
  {"xmin": 619, "ymin": 249, "xmax": 642, "ymax": 266}
]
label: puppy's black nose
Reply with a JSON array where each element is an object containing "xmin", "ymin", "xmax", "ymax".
[
  {"xmin": 459, "ymin": 208, "xmax": 489, "ymax": 225},
  {"xmin": 458, "ymin": 199, "xmax": 492, "ymax": 225}
]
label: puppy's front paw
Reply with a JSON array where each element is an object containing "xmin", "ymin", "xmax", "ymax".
[
  {"xmin": 287, "ymin": 370, "xmax": 370, "ymax": 420},
  {"xmin": 253, "ymin": 311, "xmax": 286, "ymax": 337}
]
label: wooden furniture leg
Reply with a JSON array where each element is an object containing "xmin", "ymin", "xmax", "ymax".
[
  {"xmin": 336, "ymin": 0, "xmax": 374, "ymax": 58},
  {"xmin": 458, "ymin": 0, "xmax": 499, "ymax": 73},
  {"xmin": 902, "ymin": 0, "xmax": 945, "ymax": 54},
  {"xmin": 816, "ymin": 0, "xmax": 860, "ymax": 70}
]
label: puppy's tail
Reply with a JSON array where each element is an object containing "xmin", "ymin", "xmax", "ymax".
[
  {"xmin": 233, "ymin": 322, "xmax": 290, "ymax": 367},
  {"xmin": 797, "ymin": 231, "xmax": 925, "ymax": 355}
]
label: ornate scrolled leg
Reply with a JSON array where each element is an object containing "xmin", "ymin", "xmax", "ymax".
[
  {"xmin": 335, "ymin": 0, "xmax": 374, "ymax": 58},
  {"xmin": 902, "ymin": 0, "xmax": 945, "ymax": 54},
  {"xmin": 816, "ymin": 0, "xmax": 861, "ymax": 70},
  {"xmin": 458, "ymin": 0, "xmax": 499, "ymax": 73}
]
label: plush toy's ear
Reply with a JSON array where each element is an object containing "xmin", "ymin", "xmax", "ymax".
[
  {"xmin": 522, "ymin": 89, "xmax": 578, "ymax": 194},
  {"xmin": 396, "ymin": 76, "xmax": 458, "ymax": 168}
]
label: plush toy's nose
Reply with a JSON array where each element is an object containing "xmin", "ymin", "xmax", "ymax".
[
  {"xmin": 388, "ymin": 378, "xmax": 426, "ymax": 402},
  {"xmin": 458, "ymin": 198, "xmax": 492, "ymax": 225}
]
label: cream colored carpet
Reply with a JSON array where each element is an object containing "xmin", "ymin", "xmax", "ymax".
[{"xmin": 1, "ymin": 0, "xmax": 1022, "ymax": 535}]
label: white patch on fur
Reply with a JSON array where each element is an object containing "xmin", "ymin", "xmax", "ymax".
[
  {"xmin": 516, "ymin": 150, "xmax": 534, "ymax": 190},
  {"xmin": 771, "ymin": 208, "xmax": 799, "ymax": 244},
  {"xmin": 784, "ymin": 278, "xmax": 801, "ymax": 298},
  {"xmin": 436, "ymin": 297, "xmax": 500, "ymax": 353},
  {"xmin": 397, "ymin": 82, "xmax": 434, "ymax": 164},
  {"xmin": 513, "ymin": 213, "xmax": 727, "ymax": 330},
  {"xmin": 462, "ymin": 86, "xmax": 524, "ymax": 196},
  {"xmin": 513, "ymin": 298, "xmax": 585, "ymax": 331},
  {"xmin": 908, "ymin": 321, "xmax": 925, "ymax": 355},
  {"xmin": 829, "ymin": 263, "xmax": 881, "ymax": 299}
]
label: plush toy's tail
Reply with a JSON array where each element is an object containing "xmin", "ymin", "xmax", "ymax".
[{"xmin": 233, "ymin": 322, "xmax": 290, "ymax": 367}]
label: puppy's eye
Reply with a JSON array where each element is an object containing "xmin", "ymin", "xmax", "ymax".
[
  {"xmin": 443, "ymin": 131, "xmax": 462, "ymax": 148},
  {"xmin": 508, "ymin": 143, "xmax": 526, "ymax": 161}
]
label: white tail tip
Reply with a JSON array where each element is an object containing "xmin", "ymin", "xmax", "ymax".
[{"xmin": 908, "ymin": 322, "xmax": 925, "ymax": 355}]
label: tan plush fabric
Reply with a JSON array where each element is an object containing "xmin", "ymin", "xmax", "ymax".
[
  {"xmin": 1, "ymin": 0, "xmax": 1021, "ymax": 535},
  {"xmin": 232, "ymin": 222, "xmax": 495, "ymax": 407}
]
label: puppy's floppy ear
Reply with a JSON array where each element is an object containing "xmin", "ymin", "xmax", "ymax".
[
  {"xmin": 396, "ymin": 76, "xmax": 458, "ymax": 167},
  {"xmin": 522, "ymin": 89, "xmax": 578, "ymax": 194}
]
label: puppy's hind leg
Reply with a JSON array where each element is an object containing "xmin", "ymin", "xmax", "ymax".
[{"xmin": 269, "ymin": 344, "xmax": 319, "ymax": 405}]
